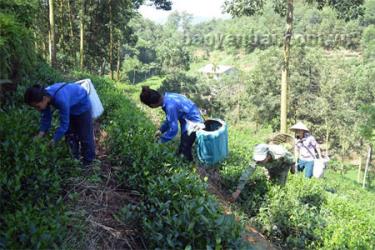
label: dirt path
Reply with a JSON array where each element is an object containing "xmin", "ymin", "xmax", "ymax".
[
  {"xmin": 66, "ymin": 125, "xmax": 145, "ymax": 249},
  {"xmin": 197, "ymin": 167, "xmax": 278, "ymax": 250}
]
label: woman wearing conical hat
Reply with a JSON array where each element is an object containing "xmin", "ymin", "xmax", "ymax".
[{"xmin": 291, "ymin": 122, "xmax": 322, "ymax": 178}]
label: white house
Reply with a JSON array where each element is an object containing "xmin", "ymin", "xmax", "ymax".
[{"xmin": 199, "ymin": 64, "xmax": 237, "ymax": 80}]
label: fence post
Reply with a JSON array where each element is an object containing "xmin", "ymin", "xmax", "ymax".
[{"xmin": 363, "ymin": 145, "xmax": 372, "ymax": 189}]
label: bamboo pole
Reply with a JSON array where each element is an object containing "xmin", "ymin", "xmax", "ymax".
[
  {"xmin": 49, "ymin": 0, "xmax": 56, "ymax": 67},
  {"xmin": 80, "ymin": 0, "xmax": 85, "ymax": 70},
  {"xmin": 363, "ymin": 145, "xmax": 372, "ymax": 189},
  {"xmin": 357, "ymin": 155, "xmax": 362, "ymax": 183},
  {"xmin": 280, "ymin": 0, "xmax": 293, "ymax": 133}
]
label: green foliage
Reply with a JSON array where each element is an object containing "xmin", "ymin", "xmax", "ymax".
[
  {"xmin": 147, "ymin": 0, "xmax": 172, "ymax": 10},
  {"xmin": 328, "ymin": 0, "xmax": 365, "ymax": 21},
  {"xmin": 1, "ymin": 0, "xmax": 172, "ymax": 74},
  {"xmin": 0, "ymin": 0, "xmax": 38, "ymax": 27},
  {"xmin": 223, "ymin": 0, "xmax": 265, "ymax": 17},
  {"xmin": 220, "ymin": 1, "xmax": 364, "ymax": 53},
  {"xmin": 362, "ymin": 0, "xmax": 375, "ymax": 25},
  {"xmin": 190, "ymin": 10, "xmax": 284, "ymax": 53},
  {"xmin": 246, "ymin": 47, "xmax": 282, "ymax": 130},
  {"xmin": 157, "ymin": 41, "xmax": 192, "ymax": 73},
  {"xmin": 225, "ymin": 0, "xmax": 365, "ymax": 21},
  {"xmin": 122, "ymin": 17, "xmax": 165, "ymax": 83},
  {"xmin": 362, "ymin": 25, "xmax": 375, "ymax": 62},
  {"xmin": 127, "ymin": 14, "xmax": 193, "ymax": 78},
  {"xmin": 144, "ymin": 171, "xmax": 241, "ymax": 249},
  {"xmin": 319, "ymin": 170, "xmax": 375, "ymax": 249},
  {"xmin": 253, "ymin": 176, "xmax": 326, "ymax": 249},
  {"xmin": 0, "ymin": 13, "xmax": 35, "ymax": 79},
  {"xmin": 320, "ymin": 197, "xmax": 375, "ymax": 249},
  {"xmin": 121, "ymin": 56, "xmax": 142, "ymax": 84},
  {"xmin": 294, "ymin": 6, "xmax": 363, "ymax": 50},
  {"xmin": 214, "ymin": 45, "xmax": 374, "ymax": 156},
  {"xmin": 0, "ymin": 93, "xmax": 79, "ymax": 248},
  {"xmin": 360, "ymin": 104, "xmax": 375, "ymax": 143},
  {"xmin": 159, "ymin": 72, "xmax": 200, "ymax": 97},
  {"xmin": 219, "ymin": 125, "xmax": 375, "ymax": 249}
]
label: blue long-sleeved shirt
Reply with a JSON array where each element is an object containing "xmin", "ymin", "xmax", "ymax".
[
  {"xmin": 40, "ymin": 82, "xmax": 91, "ymax": 142},
  {"xmin": 159, "ymin": 92, "xmax": 203, "ymax": 143}
]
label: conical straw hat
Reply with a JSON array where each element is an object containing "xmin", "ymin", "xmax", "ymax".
[{"xmin": 290, "ymin": 121, "xmax": 309, "ymax": 131}]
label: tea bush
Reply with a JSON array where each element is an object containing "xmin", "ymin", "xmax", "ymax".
[
  {"xmin": 252, "ymin": 176, "xmax": 326, "ymax": 249},
  {"xmin": 0, "ymin": 13, "xmax": 35, "ymax": 79},
  {"xmin": 219, "ymin": 125, "xmax": 375, "ymax": 249},
  {"xmin": 0, "ymin": 102, "xmax": 79, "ymax": 249}
]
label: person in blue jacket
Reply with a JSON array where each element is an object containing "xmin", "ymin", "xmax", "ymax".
[
  {"xmin": 140, "ymin": 86, "xmax": 203, "ymax": 162},
  {"xmin": 24, "ymin": 83, "xmax": 95, "ymax": 166}
]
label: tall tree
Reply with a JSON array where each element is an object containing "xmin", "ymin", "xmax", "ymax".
[
  {"xmin": 29, "ymin": 0, "xmax": 172, "ymax": 74},
  {"xmin": 109, "ymin": 0, "xmax": 114, "ymax": 79},
  {"xmin": 79, "ymin": 0, "xmax": 85, "ymax": 70},
  {"xmin": 280, "ymin": 0, "xmax": 293, "ymax": 133},
  {"xmin": 224, "ymin": 0, "xmax": 365, "ymax": 132},
  {"xmin": 49, "ymin": 0, "xmax": 56, "ymax": 67}
]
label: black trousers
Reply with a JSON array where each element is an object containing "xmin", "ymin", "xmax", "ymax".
[
  {"xmin": 65, "ymin": 109, "xmax": 95, "ymax": 166},
  {"xmin": 177, "ymin": 132, "xmax": 196, "ymax": 162}
]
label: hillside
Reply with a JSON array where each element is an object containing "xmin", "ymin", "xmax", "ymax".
[{"xmin": 1, "ymin": 0, "xmax": 375, "ymax": 249}]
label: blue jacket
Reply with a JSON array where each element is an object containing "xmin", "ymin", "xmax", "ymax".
[
  {"xmin": 40, "ymin": 83, "xmax": 91, "ymax": 142},
  {"xmin": 159, "ymin": 92, "xmax": 203, "ymax": 143}
]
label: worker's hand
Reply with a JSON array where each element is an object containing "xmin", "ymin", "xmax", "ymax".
[
  {"xmin": 230, "ymin": 189, "xmax": 241, "ymax": 203},
  {"xmin": 290, "ymin": 163, "xmax": 296, "ymax": 174},
  {"xmin": 154, "ymin": 130, "xmax": 162, "ymax": 139},
  {"xmin": 35, "ymin": 131, "xmax": 45, "ymax": 139}
]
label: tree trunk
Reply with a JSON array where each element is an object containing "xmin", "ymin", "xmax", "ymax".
[
  {"xmin": 324, "ymin": 118, "xmax": 330, "ymax": 156},
  {"xmin": 59, "ymin": 0, "xmax": 64, "ymax": 43},
  {"xmin": 326, "ymin": 129, "xmax": 330, "ymax": 156},
  {"xmin": 363, "ymin": 145, "xmax": 372, "ymax": 188},
  {"xmin": 237, "ymin": 98, "xmax": 240, "ymax": 122},
  {"xmin": 79, "ymin": 0, "xmax": 85, "ymax": 70},
  {"xmin": 109, "ymin": 0, "xmax": 114, "ymax": 80},
  {"xmin": 49, "ymin": 0, "xmax": 57, "ymax": 67},
  {"xmin": 116, "ymin": 40, "xmax": 121, "ymax": 81},
  {"xmin": 66, "ymin": 0, "xmax": 76, "ymax": 66},
  {"xmin": 67, "ymin": 0, "xmax": 74, "ymax": 38},
  {"xmin": 100, "ymin": 60, "xmax": 105, "ymax": 76},
  {"xmin": 42, "ymin": 39, "xmax": 47, "ymax": 60},
  {"xmin": 33, "ymin": 31, "xmax": 38, "ymax": 51},
  {"xmin": 358, "ymin": 155, "xmax": 362, "ymax": 183},
  {"xmin": 280, "ymin": 0, "xmax": 293, "ymax": 133}
]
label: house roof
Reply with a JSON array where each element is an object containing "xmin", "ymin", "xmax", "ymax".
[{"xmin": 198, "ymin": 64, "xmax": 234, "ymax": 74}]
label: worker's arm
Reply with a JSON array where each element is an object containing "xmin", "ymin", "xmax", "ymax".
[
  {"xmin": 294, "ymin": 142, "xmax": 300, "ymax": 167},
  {"xmin": 39, "ymin": 106, "xmax": 52, "ymax": 134},
  {"xmin": 231, "ymin": 162, "xmax": 257, "ymax": 201},
  {"xmin": 53, "ymin": 100, "xmax": 70, "ymax": 142},
  {"xmin": 283, "ymin": 151, "xmax": 295, "ymax": 165},
  {"xmin": 159, "ymin": 120, "xmax": 169, "ymax": 133},
  {"xmin": 159, "ymin": 106, "xmax": 179, "ymax": 143}
]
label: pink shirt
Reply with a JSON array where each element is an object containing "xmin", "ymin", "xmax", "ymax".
[{"xmin": 295, "ymin": 134, "xmax": 317, "ymax": 161}]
